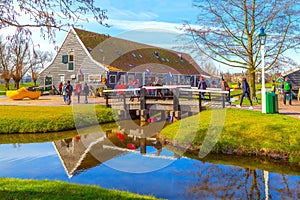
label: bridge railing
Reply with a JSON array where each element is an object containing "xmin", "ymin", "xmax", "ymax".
[{"xmin": 103, "ymin": 86, "xmax": 230, "ymax": 112}]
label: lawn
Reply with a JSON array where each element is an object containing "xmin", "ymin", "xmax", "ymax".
[
  {"xmin": 0, "ymin": 105, "xmax": 117, "ymax": 133},
  {"xmin": 0, "ymin": 178, "xmax": 157, "ymax": 200},
  {"xmin": 160, "ymin": 108, "xmax": 300, "ymax": 164}
]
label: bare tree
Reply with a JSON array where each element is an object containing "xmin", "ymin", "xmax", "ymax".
[
  {"xmin": 0, "ymin": 0, "xmax": 108, "ymax": 42},
  {"xmin": 182, "ymin": 0, "xmax": 300, "ymax": 98},
  {"xmin": 0, "ymin": 37, "xmax": 12, "ymax": 90},
  {"xmin": 203, "ymin": 62, "xmax": 220, "ymax": 76},
  {"xmin": 30, "ymin": 50, "xmax": 52, "ymax": 86},
  {"xmin": 8, "ymin": 30, "xmax": 32, "ymax": 89}
]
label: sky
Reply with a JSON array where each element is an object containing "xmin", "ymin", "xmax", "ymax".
[{"xmin": 0, "ymin": 0, "xmax": 255, "ymax": 73}]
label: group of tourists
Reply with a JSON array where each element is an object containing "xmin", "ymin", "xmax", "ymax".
[
  {"xmin": 58, "ymin": 81, "xmax": 90, "ymax": 105},
  {"xmin": 197, "ymin": 75, "xmax": 297, "ymax": 110}
]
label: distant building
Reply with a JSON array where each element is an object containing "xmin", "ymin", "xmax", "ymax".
[
  {"xmin": 282, "ymin": 67, "xmax": 300, "ymax": 99},
  {"xmin": 282, "ymin": 67, "xmax": 300, "ymax": 87},
  {"xmin": 39, "ymin": 27, "xmax": 211, "ymax": 90}
]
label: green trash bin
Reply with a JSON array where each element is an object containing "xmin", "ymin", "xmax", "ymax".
[{"xmin": 265, "ymin": 92, "xmax": 278, "ymax": 114}]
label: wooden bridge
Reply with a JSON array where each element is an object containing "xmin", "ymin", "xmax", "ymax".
[{"xmin": 103, "ymin": 85, "xmax": 229, "ymax": 122}]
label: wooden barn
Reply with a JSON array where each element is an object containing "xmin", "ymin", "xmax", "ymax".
[{"xmin": 39, "ymin": 27, "xmax": 211, "ymax": 91}]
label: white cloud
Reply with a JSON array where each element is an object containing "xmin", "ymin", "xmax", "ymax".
[
  {"xmin": 108, "ymin": 7, "xmax": 159, "ymax": 21},
  {"xmin": 108, "ymin": 19, "xmax": 184, "ymax": 33}
]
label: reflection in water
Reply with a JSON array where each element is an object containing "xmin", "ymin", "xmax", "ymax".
[
  {"xmin": 182, "ymin": 164, "xmax": 300, "ymax": 199},
  {"xmin": 1, "ymin": 124, "xmax": 300, "ymax": 199},
  {"xmin": 53, "ymin": 126, "xmax": 168, "ymax": 177}
]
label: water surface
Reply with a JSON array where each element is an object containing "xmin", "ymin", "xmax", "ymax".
[{"xmin": 0, "ymin": 128, "xmax": 299, "ymax": 199}]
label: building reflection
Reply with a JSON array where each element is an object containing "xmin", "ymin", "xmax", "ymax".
[{"xmin": 52, "ymin": 125, "xmax": 167, "ymax": 178}]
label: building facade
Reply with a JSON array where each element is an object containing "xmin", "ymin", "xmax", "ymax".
[{"xmin": 40, "ymin": 28, "xmax": 211, "ymax": 90}]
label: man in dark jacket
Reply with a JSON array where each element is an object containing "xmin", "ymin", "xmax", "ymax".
[
  {"xmin": 236, "ymin": 77, "xmax": 253, "ymax": 109},
  {"xmin": 281, "ymin": 77, "xmax": 292, "ymax": 105},
  {"xmin": 65, "ymin": 80, "xmax": 73, "ymax": 105},
  {"xmin": 198, "ymin": 76, "xmax": 207, "ymax": 99}
]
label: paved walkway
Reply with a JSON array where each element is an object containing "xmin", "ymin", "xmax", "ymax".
[
  {"xmin": 0, "ymin": 95, "xmax": 106, "ymax": 106},
  {"xmin": 0, "ymin": 95, "xmax": 299, "ymax": 119},
  {"xmin": 230, "ymin": 96, "xmax": 300, "ymax": 119}
]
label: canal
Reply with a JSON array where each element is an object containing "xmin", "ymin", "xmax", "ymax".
[{"xmin": 0, "ymin": 123, "xmax": 299, "ymax": 199}]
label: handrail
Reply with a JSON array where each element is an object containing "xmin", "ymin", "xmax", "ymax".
[
  {"xmin": 180, "ymin": 88, "xmax": 229, "ymax": 94},
  {"xmin": 103, "ymin": 86, "xmax": 229, "ymax": 94}
]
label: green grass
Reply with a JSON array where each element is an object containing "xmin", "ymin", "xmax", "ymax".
[
  {"xmin": 0, "ymin": 105, "xmax": 117, "ymax": 133},
  {"xmin": 160, "ymin": 108, "xmax": 300, "ymax": 163},
  {"xmin": 0, "ymin": 82, "xmax": 39, "ymax": 91},
  {"xmin": 0, "ymin": 178, "xmax": 157, "ymax": 200}
]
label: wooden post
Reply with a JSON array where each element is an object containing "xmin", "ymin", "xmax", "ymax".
[
  {"xmin": 222, "ymin": 93, "xmax": 225, "ymax": 108},
  {"xmin": 199, "ymin": 92, "xmax": 202, "ymax": 112},
  {"xmin": 173, "ymin": 88, "xmax": 181, "ymax": 120},
  {"xmin": 105, "ymin": 93, "xmax": 109, "ymax": 107},
  {"xmin": 140, "ymin": 137, "xmax": 146, "ymax": 154},
  {"xmin": 173, "ymin": 88, "xmax": 180, "ymax": 112},
  {"xmin": 140, "ymin": 88, "xmax": 146, "ymax": 110}
]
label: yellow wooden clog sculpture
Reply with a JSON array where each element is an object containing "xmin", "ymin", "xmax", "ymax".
[{"xmin": 6, "ymin": 87, "xmax": 41, "ymax": 100}]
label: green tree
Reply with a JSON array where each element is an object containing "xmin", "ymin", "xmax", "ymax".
[{"xmin": 182, "ymin": 0, "xmax": 300, "ymax": 99}]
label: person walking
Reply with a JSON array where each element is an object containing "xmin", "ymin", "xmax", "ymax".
[
  {"xmin": 58, "ymin": 82, "xmax": 63, "ymax": 95},
  {"xmin": 221, "ymin": 78, "xmax": 231, "ymax": 105},
  {"xmin": 65, "ymin": 80, "xmax": 73, "ymax": 105},
  {"xmin": 198, "ymin": 76, "xmax": 207, "ymax": 98},
  {"xmin": 271, "ymin": 80, "xmax": 276, "ymax": 94},
  {"xmin": 281, "ymin": 77, "xmax": 292, "ymax": 106},
  {"xmin": 75, "ymin": 82, "xmax": 82, "ymax": 103},
  {"xmin": 236, "ymin": 77, "xmax": 253, "ymax": 109},
  {"xmin": 62, "ymin": 81, "xmax": 67, "ymax": 104},
  {"xmin": 153, "ymin": 76, "xmax": 164, "ymax": 100},
  {"xmin": 83, "ymin": 82, "xmax": 89, "ymax": 104}
]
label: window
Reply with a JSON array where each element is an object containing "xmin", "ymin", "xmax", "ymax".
[
  {"xmin": 68, "ymin": 49, "xmax": 74, "ymax": 70},
  {"xmin": 69, "ymin": 54, "xmax": 74, "ymax": 62},
  {"xmin": 109, "ymin": 75, "xmax": 116, "ymax": 84},
  {"xmin": 59, "ymin": 75, "xmax": 65, "ymax": 82},
  {"xmin": 68, "ymin": 62, "xmax": 74, "ymax": 70},
  {"xmin": 62, "ymin": 55, "xmax": 68, "ymax": 64}
]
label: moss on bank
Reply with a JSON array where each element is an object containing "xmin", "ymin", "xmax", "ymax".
[
  {"xmin": 0, "ymin": 178, "xmax": 157, "ymax": 200},
  {"xmin": 160, "ymin": 108, "xmax": 300, "ymax": 164}
]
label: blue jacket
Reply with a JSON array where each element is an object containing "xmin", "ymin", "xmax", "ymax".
[{"xmin": 242, "ymin": 80, "xmax": 250, "ymax": 94}]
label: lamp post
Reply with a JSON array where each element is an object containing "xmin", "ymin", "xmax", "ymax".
[{"xmin": 258, "ymin": 27, "xmax": 267, "ymax": 113}]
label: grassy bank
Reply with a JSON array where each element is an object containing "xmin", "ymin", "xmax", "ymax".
[
  {"xmin": 0, "ymin": 123, "xmax": 118, "ymax": 144},
  {"xmin": 0, "ymin": 105, "xmax": 117, "ymax": 133},
  {"xmin": 0, "ymin": 178, "xmax": 157, "ymax": 200},
  {"xmin": 160, "ymin": 108, "xmax": 300, "ymax": 164}
]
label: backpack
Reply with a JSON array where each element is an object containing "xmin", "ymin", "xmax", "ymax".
[
  {"xmin": 65, "ymin": 84, "xmax": 73, "ymax": 94},
  {"xmin": 284, "ymin": 81, "xmax": 290, "ymax": 91}
]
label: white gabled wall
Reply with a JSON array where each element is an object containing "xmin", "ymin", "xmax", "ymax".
[{"xmin": 39, "ymin": 27, "xmax": 108, "ymax": 88}]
